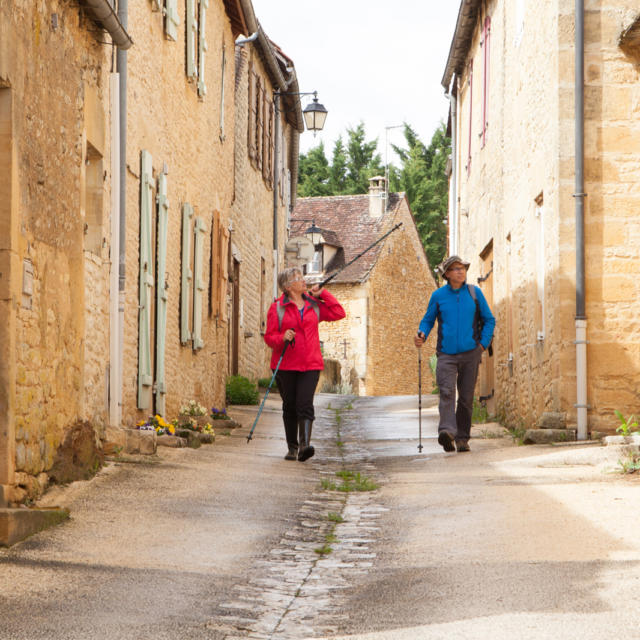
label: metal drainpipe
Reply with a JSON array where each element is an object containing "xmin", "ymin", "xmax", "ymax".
[
  {"xmin": 448, "ymin": 86, "xmax": 458, "ymax": 255},
  {"xmin": 575, "ymin": 0, "xmax": 588, "ymax": 440},
  {"xmin": 272, "ymin": 93, "xmax": 280, "ymax": 301},
  {"xmin": 116, "ymin": 0, "xmax": 128, "ymax": 425}
]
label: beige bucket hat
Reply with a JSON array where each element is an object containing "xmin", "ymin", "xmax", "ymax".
[{"xmin": 437, "ymin": 255, "xmax": 470, "ymax": 278}]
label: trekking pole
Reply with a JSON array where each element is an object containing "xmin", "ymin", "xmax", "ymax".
[
  {"xmin": 417, "ymin": 350, "xmax": 423, "ymax": 452},
  {"xmin": 318, "ymin": 222, "xmax": 403, "ymax": 288},
  {"xmin": 247, "ymin": 342, "xmax": 290, "ymax": 443}
]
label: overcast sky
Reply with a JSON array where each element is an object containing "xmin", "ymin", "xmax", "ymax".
[{"xmin": 250, "ymin": 1, "xmax": 461, "ymax": 161}]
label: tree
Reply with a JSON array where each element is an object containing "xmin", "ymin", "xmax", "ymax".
[
  {"xmin": 390, "ymin": 123, "xmax": 450, "ymax": 270},
  {"xmin": 297, "ymin": 123, "xmax": 384, "ymax": 197}
]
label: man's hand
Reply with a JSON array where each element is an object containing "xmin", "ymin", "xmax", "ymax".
[{"xmin": 414, "ymin": 332, "xmax": 426, "ymax": 348}]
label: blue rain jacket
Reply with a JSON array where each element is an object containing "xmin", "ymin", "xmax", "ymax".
[{"xmin": 418, "ymin": 282, "xmax": 495, "ymax": 355}]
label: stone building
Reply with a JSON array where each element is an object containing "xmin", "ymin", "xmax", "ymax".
[
  {"xmin": 442, "ymin": 0, "xmax": 640, "ymax": 434},
  {"xmin": 0, "ymin": 0, "xmax": 302, "ymax": 521},
  {"xmin": 291, "ymin": 178, "xmax": 436, "ymax": 396},
  {"xmin": 230, "ymin": 22, "xmax": 304, "ymax": 382}
]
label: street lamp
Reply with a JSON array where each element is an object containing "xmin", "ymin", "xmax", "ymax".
[
  {"xmin": 302, "ymin": 93, "xmax": 328, "ymax": 135},
  {"xmin": 304, "ymin": 220, "xmax": 324, "ymax": 245}
]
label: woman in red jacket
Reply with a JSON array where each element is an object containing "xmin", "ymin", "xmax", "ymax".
[{"xmin": 264, "ymin": 267, "xmax": 346, "ymax": 461}]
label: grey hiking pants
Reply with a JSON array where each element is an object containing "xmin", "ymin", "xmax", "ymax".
[{"xmin": 436, "ymin": 345, "xmax": 483, "ymax": 442}]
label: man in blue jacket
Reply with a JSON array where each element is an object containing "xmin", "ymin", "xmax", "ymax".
[{"xmin": 414, "ymin": 256, "xmax": 495, "ymax": 452}]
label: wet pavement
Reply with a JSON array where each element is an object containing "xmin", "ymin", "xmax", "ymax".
[{"xmin": 1, "ymin": 392, "xmax": 640, "ymax": 640}]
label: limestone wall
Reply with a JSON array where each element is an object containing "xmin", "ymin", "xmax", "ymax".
[
  {"xmin": 121, "ymin": 0, "xmax": 238, "ymax": 424},
  {"xmin": 454, "ymin": 0, "xmax": 640, "ymax": 432}
]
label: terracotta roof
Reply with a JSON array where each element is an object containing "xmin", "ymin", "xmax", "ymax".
[{"xmin": 291, "ymin": 192, "xmax": 404, "ymax": 284}]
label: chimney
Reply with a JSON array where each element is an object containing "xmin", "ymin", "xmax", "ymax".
[{"xmin": 368, "ymin": 176, "xmax": 385, "ymax": 219}]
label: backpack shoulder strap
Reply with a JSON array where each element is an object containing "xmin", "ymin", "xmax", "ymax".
[
  {"xmin": 467, "ymin": 283, "xmax": 477, "ymax": 301},
  {"xmin": 277, "ymin": 299, "xmax": 285, "ymax": 331},
  {"xmin": 305, "ymin": 295, "xmax": 320, "ymax": 323}
]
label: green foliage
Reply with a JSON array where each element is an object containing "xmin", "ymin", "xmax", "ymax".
[
  {"xmin": 298, "ymin": 123, "xmax": 384, "ymax": 197},
  {"xmin": 472, "ymin": 398, "xmax": 489, "ymax": 424},
  {"xmin": 614, "ymin": 410, "xmax": 640, "ymax": 436},
  {"xmin": 617, "ymin": 452, "xmax": 640, "ymax": 474},
  {"xmin": 429, "ymin": 354, "xmax": 439, "ymax": 394},
  {"xmin": 327, "ymin": 512, "xmax": 344, "ymax": 523},
  {"xmin": 225, "ymin": 375, "xmax": 259, "ymax": 405},
  {"xmin": 390, "ymin": 123, "xmax": 450, "ymax": 270},
  {"xmin": 257, "ymin": 376, "xmax": 275, "ymax": 389}
]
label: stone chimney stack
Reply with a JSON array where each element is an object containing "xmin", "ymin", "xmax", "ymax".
[{"xmin": 368, "ymin": 176, "xmax": 385, "ymax": 219}]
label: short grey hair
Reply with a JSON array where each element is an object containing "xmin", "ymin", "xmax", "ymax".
[{"xmin": 278, "ymin": 267, "xmax": 303, "ymax": 293}]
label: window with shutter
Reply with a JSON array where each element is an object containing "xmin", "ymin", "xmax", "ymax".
[
  {"xmin": 481, "ymin": 16, "xmax": 491, "ymax": 149},
  {"xmin": 466, "ymin": 58, "xmax": 473, "ymax": 175},
  {"xmin": 209, "ymin": 210, "xmax": 219, "ymax": 317},
  {"xmin": 181, "ymin": 203, "xmax": 194, "ymax": 344},
  {"xmin": 164, "ymin": 0, "xmax": 180, "ymax": 41},
  {"xmin": 256, "ymin": 80, "xmax": 263, "ymax": 171},
  {"xmin": 138, "ymin": 151, "xmax": 155, "ymax": 409},
  {"xmin": 192, "ymin": 216, "xmax": 206, "ymax": 349},
  {"xmin": 197, "ymin": 0, "xmax": 209, "ymax": 97},
  {"xmin": 219, "ymin": 225, "xmax": 230, "ymax": 322},
  {"xmin": 186, "ymin": 0, "xmax": 198, "ymax": 80},
  {"xmin": 248, "ymin": 65, "xmax": 257, "ymax": 162},
  {"xmin": 219, "ymin": 44, "xmax": 226, "ymax": 139},
  {"xmin": 263, "ymin": 98, "xmax": 273, "ymax": 186},
  {"xmin": 155, "ymin": 173, "xmax": 169, "ymax": 416}
]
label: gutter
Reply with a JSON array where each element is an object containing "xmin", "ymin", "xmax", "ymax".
[
  {"xmin": 574, "ymin": 0, "xmax": 588, "ymax": 440},
  {"xmin": 441, "ymin": 0, "xmax": 482, "ymax": 90},
  {"xmin": 80, "ymin": 0, "xmax": 133, "ymax": 49}
]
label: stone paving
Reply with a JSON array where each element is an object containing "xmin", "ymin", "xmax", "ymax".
[{"xmin": 213, "ymin": 397, "xmax": 387, "ymax": 639}]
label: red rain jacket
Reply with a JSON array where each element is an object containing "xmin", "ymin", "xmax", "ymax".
[{"xmin": 264, "ymin": 290, "xmax": 346, "ymax": 370}]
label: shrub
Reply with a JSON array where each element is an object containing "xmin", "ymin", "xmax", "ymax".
[{"xmin": 226, "ymin": 375, "xmax": 259, "ymax": 405}]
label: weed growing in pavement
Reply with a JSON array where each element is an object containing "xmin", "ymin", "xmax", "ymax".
[
  {"xmin": 617, "ymin": 452, "xmax": 640, "ymax": 474},
  {"xmin": 472, "ymin": 398, "xmax": 489, "ymax": 423},
  {"xmin": 334, "ymin": 470, "xmax": 379, "ymax": 492},
  {"xmin": 327, "ymin": 512, "xmax": 344, "ymax": 523},
  {"xmin": 314, "ymin": 543, "xmax": 333, "ymax": 556},
  {"xmin": 507, "ymin": 421, "xmax": 527, "ymax": 445},
  {"xmin": 325, "ymin": 533, "xmax": 338, "ymax": 544},
  {"xmin": 614, "ymin": 410, "xmax": 640, "ymax": 436}
]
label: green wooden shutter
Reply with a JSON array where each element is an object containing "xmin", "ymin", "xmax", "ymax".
[
  {"xmin": 155, "ymin": 173, "xmax": 169, "ymax": 416},
  {"xmin": 165, "ymin": 0, "xmax": 180, "ymax": 41},
  {"xmin": 197, "ymin": 0, "xmax": 209, "ymax": 97},
  {"xmin": 192, "ymin": 216, "xmax": 206, "ymax": 349},
  {"xmin": 138, "ymin": 151, "xmax": 155, "ymax": 409},
  {"xmin": 181, "ymin": 202, "xmax": 193, "ymax": 344},
  {"xmin": 186, "ymin": 0, "xmax": 198, "ymax": 80}
]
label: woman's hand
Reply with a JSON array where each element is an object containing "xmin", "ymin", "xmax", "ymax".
[
  {"xmin": 283, "ymin": 329, "xmax": 296, "ymax": 343},
  {"xmin": 309, "ymin": 284, "xmax": 323, "ymax": 296}
]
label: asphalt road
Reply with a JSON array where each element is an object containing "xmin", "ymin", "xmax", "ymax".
[{"xmin": 1, "ymin": 393, "xmax": 639, "ymax": 640}]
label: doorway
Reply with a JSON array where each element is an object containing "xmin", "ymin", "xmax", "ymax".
[{"xmin": 478, "ymin": 242, "xmax": 495, "ymax": 416}]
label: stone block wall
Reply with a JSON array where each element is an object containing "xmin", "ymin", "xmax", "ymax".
[
  {"xmin": 121, "ymin": 0, "xmax": 237, "ymax": 424},
  {"xmin": 0, "ymin": 2, "xmax": 111, "ymax": 499},
  {"xmin": 454, "ymin": 0, "xmax": 640, "ymax": 432}
]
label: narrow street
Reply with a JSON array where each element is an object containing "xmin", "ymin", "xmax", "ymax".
[{"xmin": 1, "ymin": 394, "xmax": 640, "ymax": 640}]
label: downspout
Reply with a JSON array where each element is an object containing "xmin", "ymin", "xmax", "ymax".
[
  {"xmin": 448, "ymin": 84, "xmax": 458, "ymax": 255},
  {"xmin": 109, "ymin": 70, "xmax": 120, "ymax": 426},
  {"xmin": 574, "ymin": 0, "xmax": 588, "ymax": 440},
  {"xmin": 272, "ymin": 93, "xmax": 280, "ymax": 300},
  {"xmin": 117, "ymin": 0, "xmax": 128, "ymax": 424}
]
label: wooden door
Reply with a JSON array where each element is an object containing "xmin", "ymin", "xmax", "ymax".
[{"xmin": 478, "ymin": 243, "xmax": 495, "ymax": 415}]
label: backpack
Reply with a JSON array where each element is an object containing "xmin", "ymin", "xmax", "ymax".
[
  {"xmin": 277, "ymin": 295, "xmax": 320, "ymax": 331},
  {"xmin": 467, "ymin": 284, "xmax": 493, "ymax": 357}
]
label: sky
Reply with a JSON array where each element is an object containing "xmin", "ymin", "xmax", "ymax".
[{"xmin": 250, "ymin": 1, "xmax": 461, "ymax": 162}]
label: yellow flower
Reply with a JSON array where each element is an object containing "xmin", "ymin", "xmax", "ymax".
[
  {"xmin": 136, "ymin": 420, "xmax": 146, "ymax": 427},
  {"xmin": 168, "ymin": 425, "xmax": 175, "ymax": 434}
]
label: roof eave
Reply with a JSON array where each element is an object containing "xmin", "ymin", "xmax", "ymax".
[{"xmin": 441, "ymin": 0, "xmax": 482, "ymax": 91}]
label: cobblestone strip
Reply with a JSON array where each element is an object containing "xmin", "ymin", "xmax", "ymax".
[{"xmin": 213, "ymin": 398, "xmax": 387, "ymax": 640}]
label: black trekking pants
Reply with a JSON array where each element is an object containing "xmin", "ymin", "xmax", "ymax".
[{"xmin": 275, "ymin": 370, "xmax": 320, "ymax": 448}]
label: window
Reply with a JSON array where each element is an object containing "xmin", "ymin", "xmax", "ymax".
[
  {"xmin": 307, "ymin": 245, "xmax": 323, "ymax": 274},
  {"xmin": 466, "ymin": 58, "xmax": 473, "ymax": 175},
  {"xmin": 481, "ymin": 16, "xmax": 491, "ymax": 148}
]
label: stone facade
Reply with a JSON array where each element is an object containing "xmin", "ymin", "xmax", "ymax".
[
  {"xmin": 230, "ymin": 36, "xmax": 302, "ymax": 383},
  {"xmin": 0, "ymin": 0, "xmax": 301, "ymax": 505},
  {"xmin": 444, "ymin": 0, "xmax": 640, "ymax": 432},
  {"xmin": 0, "ymin": 2, "xmax": 111, "ymax": 504}
]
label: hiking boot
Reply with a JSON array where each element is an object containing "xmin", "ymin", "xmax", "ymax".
[
  {"xmin": 438, "ymin": 431, "xmax": 456, "ymax": 452},
  {"xmin": 455, "ymin": 440, "xmax": 470, "ymax": 452},
  {"xmin": 297, "ymin": 420, "xmax": 315, "ymax": 461},
  {"xmin": 284, "ymin": 446, "xmax": 298, "ymax": 460}
]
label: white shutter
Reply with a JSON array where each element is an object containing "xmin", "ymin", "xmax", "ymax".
[
  {"xmin": 197, "ymin": 0, "xmax": 209, "ymax": 97},
  {"xmin": 164, "ymin": 0, "xmax": 180, "ymax": 41}
]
